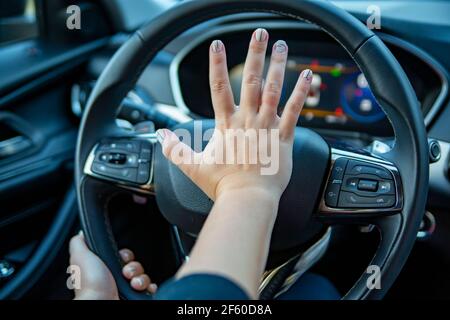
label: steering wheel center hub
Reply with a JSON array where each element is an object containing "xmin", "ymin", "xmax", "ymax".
[{"xmin": 154, "ymin": 120, "xmax": 330, "ymax": 250}]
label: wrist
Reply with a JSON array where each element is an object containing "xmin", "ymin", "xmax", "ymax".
[
  {"xmin": 215, "ymin": 187, "xmax": 280, "ymax": 214},
  {"xmin": 219, "ymin": 186, "xmax": 280, "ymax": 200},
  {"xmin": 215, "ymin": 177, "xmax": 284, "ymax": 203},
  {"xmin": 74, "ymin": 290, "xmax": 119, "ymax": 300}
]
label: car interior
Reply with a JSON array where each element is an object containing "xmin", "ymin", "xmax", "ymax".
[{"xmin": 0, "ymin": 0, "xmax": 449, "ymax": 300}]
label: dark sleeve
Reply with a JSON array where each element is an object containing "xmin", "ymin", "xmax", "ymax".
[{"xmin": 154, "ymin": 273, "xmax": 250, "ymax": 300}]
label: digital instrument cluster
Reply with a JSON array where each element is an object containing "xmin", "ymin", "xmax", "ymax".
[{"xmin": 229, "ymin": 57, "xmax": 393, "ymax": 136}]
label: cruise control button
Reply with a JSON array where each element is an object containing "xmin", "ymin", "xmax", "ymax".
[{"xmin": 338, "ymin": 192, "xmax": 395, "ymax": 208}]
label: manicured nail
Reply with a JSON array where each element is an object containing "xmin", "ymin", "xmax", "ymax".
[
  {"xmin": 211, "ymin": 40, "xmax": 223, "ymax": 53},
  {"xmin": 255, "ymin": 28, "xmax": 267, "ymax": 42},
  {"xmin": 125, "ymin": 266, "xmax": 136, "ymax": 277},
  {"xmin": 120, "ymin": 251, "xmax": 130, "ymax": 262},
  {"xmin": 149, "ymin": 283, "xmax": 158, "ymax": 293},
  {"xmin": 133, "ymin": 277, "xmax": 144, "ymax": 287},
  {"xmin": 274, "ymin": 40, "xmax": 287, "ymax": 53},
  {"xmin": 302, "ymin": 69, "xmax": 313, "ymax": 81},
  {"xmin": 156, "ymin": 129, "xmax": 166, "ymax": 144}
]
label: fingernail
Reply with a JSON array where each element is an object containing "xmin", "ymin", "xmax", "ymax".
[
  {"xmin": 149, "ymin": 283, "xmax": 158, "ymax": 293},
  {"xmin": 211, "ymin": 40, "xmax": 223, "ymax": 53},
  {"xmin": 125, "ymin": 266, "xmax": 136, "ymax": 277},
  {"xmin": 255, "ymin": 28, "xmax": 267, "ymax": 42},
  {"xmin": 120, "ymin": 251, "xmax": 130, "ymax": 262},
  {"xmin": 302, "ymin": 69, "xmax": 313, "ymax": 81},
  {"xmin": 156, "ymin": 129, "xmax": 166, "ymax": 144},
  {"xmin": 133, "ymin": 277, "xmax": 144, "ymax": 287},
  {"xmin": 78, "ymin": 230, "xmax": 84, "ymax": 237},
  {"xmin": 274, "ymin": 40, "xmax": 287, "ymax": 53}
]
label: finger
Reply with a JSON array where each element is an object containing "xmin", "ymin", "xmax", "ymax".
[
  {"xmin": 156, "ymin": 129, "xmax": 199, "ymax": 178},
  {"xmin": 69, "ymin": 231, "xmax": 88, "ymax": 256},
  {"xmin": 258, "ymin": 78, "xmax": 265, "ymax": 107},
  {"xmin": 130, "ymin": 274, "xmax": 151, "ymax": 292},
  {"xmin": 122, "ymin": 261, "xmax": 145, "ymax": 279},
  {"xmin": 240, "ymin": 28, "xmax": 268, "ymax": 114},
  {"xmin": 259, "ymin": 40, "xmax": 288, "ymax": 119},
  {"xmin": 209, "ymin": 40, "xmax": 235, "ymax": 122},
  {"xmin": 148, "ymin": 283, "xmax": 158, "ymax": 294},
  {"xmin": 119, "ymin": 249, "xmax": 135, "ymax": 264},
  {"xmin": 280, "ymin": 69, "xmax": 313, "ymax": 139}
]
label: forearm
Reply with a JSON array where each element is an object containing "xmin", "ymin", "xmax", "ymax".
[{"xmin": 176, "ymin": 188, "xmax": 279, "ymax": 299}]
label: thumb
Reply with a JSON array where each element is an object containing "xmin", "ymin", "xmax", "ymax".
[
  {"xmin": 156, "ymin": 129, "xmax": 198, "ymax": 177},
  {"xmin": 69, "ymin": 231, "xmax": 88, "ymax": 257},
  {"xmin": 68, "ymin": 231, "xmax": 119, "ymax": 300}
]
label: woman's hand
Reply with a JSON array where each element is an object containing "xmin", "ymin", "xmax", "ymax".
[
  {"xmin": 157, "ymin": 29, "xmax": 312, "ymax": 299},
  {"xmin": 69, "ymin": 232, "xmax": 157, "ymax": 300},
  {"xmin": 157, "ymin": 28, "xmax": 312, "ymax": 202}
]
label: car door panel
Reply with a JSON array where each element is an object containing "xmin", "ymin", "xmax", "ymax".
[{"xmin": 0, "ymin": 62, "xmax": 86, "ymax": 289}]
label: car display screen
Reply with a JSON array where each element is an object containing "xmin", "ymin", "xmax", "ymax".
[{"xmin": 229, "ymin": 57, "xmax": 393, "ymax": 136}]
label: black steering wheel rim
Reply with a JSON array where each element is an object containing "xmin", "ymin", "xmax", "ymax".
[{"xmin": 75, "ymin": 0, "xmax": 428, "ymax": 300}]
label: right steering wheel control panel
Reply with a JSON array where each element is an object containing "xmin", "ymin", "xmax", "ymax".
[{"xmin": 325, "ymin": 157, "xmax": 396, "ymax": 209}]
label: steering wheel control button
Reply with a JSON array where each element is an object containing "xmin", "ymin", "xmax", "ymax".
[
  {"xmin": 90, "ymin": 140, "xmax": 153, "ymax": 185},
  {"xmin": 346, "ymin": 160, "xmax": 392, "ymax": 180},
  {"xmin": 324, "ymin": 158, "xmax": 351, "ymax": 207},
  {"xmin": 92, "ymin": 162, "xmax": 138, "ymax": 183},
  {"xmin": 109, "ymin": 153, "xmax": 127, "ymax": 165},
  {"xmin": 325, "ymin": 183, "xmax": 340, "ymax": 208},
  {"xmin": 127, "ymin": 154, "xmax": 139, "ymax": 166},
  {"xmin": 95, "ymin": 152, "xmax": 139, "ymax": 168},
  {"xmin": 324, "ymin": 156, "xmax": 399, "ymax": 210},
  {"xmin": 330, "ymin": 158, "xmax": 348, "ymax": 182},
  {"xmin": 140, "ymin": 142, "xmax": 152, "ymax": 162},
  {"xmin": 346, "ymin": 177, "xmax": 358, "ymax": 187},
  {"xmin": 99, "ymin": 140, "xmax": 141, "ymax": 153},
  {"xmin": 357, "ymin": 179, "xmax": 378, "ymax": 191},
  {"xmin": 378, "ymin": 180, "xmax": 393, "ymax": 194},
  {"xmin": 338, "ymin": 192, "xmax": 395, "ymax": 208},
  {"xmin": 137, "ymin": 163, "xmax": 150, "ymax": 184}
]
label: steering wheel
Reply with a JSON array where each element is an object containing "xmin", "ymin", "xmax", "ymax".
[{"xmin": 75, "ymin": 0, "xmax": 428, "ymax": 300}]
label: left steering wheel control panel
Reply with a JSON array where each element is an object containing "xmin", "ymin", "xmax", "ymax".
[
  {"xmin": 321, "ymin": 154, "xmax": 403, "ymax": 214},
  {"xmin": 85, "ymin": 139, "xmax": 154, "ymax": 191}
]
